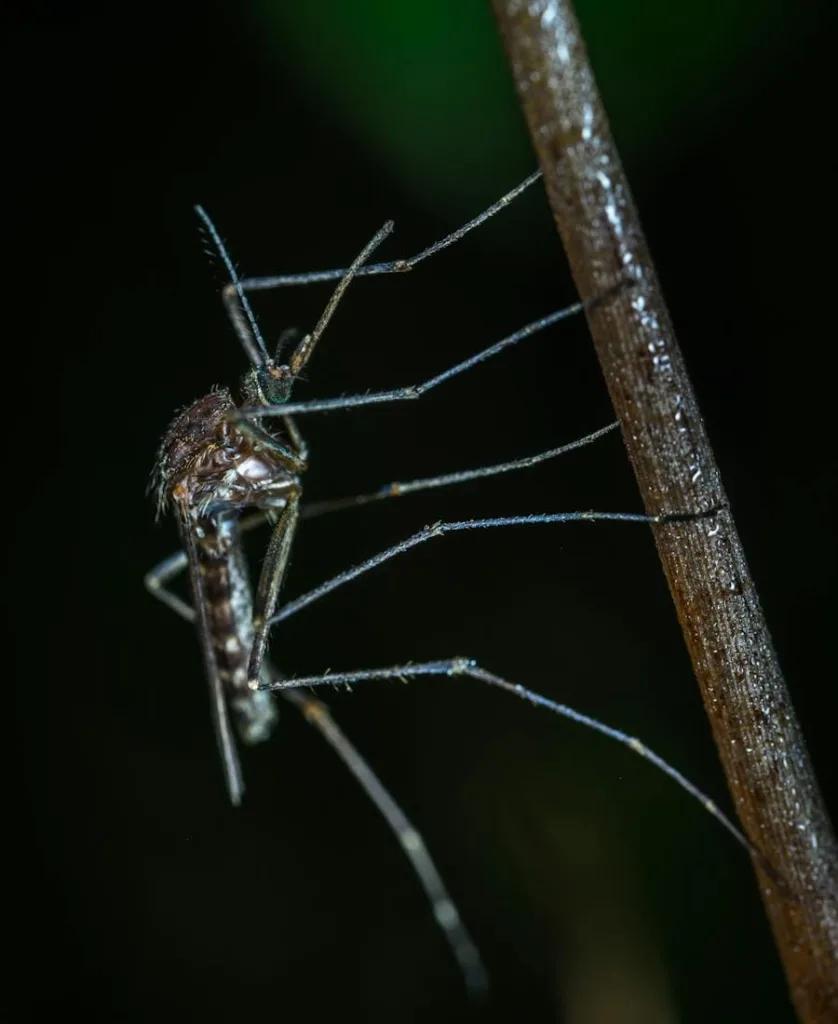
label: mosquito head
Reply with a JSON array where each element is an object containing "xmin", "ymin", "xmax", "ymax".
[
  {"xmin": 196, "ymin": 203, "xmax": 393, "ymax": 412},
  {"xmin": 237, "ymin": 354, "xmax": 295, "ymax": 408},
  {"xmin": 250, "ymin": 360, "xmax": 295, "ymax": 405}
]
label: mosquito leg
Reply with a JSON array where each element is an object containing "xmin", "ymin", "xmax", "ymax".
[
  {"xmin": 236, "ymin": 171, "xmax": 542, "ymax": 293},
  {"xmin": 282, "ymin": 414, "xmax": 308, "ymax": 464},
  {"xmin": 279, "ymin": 679, "xmax": 488, "ymax": 997},
  {"xmin": 230, "ymin": 417, "xmax": 308, "ymax": 472},
  {"xmin": 247, "ymin": 491, "xmax": 302, "ymax": 689},
  {"xmin": 150, "ymin": 506, "xmax": 720, "ymax": 808},
  {"xmin": 302, "ymin": 421, "xmax": 620, "ymax": 520},
  {"xmin": 237, "ymin": 301, "xmax": 590, "ymax": 422},
  {"xmin": 144, "ymin": 556, "xmax": 487, "ymax": 994},
  {"xmin": 269, "ymin": 507, "xmax": 723, "ymax": 629},
  {"xmin": 145, "ymin": 550, "xmax": 194, "ymax": 622},
  {"xmin": 265, "ymin": 658, "xmax": 766, "ymax": 870}
]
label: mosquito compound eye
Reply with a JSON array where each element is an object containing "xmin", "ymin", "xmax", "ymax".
[{"xmin": 256, "ymin": 365, "xmax": 293, "ymax": 405}]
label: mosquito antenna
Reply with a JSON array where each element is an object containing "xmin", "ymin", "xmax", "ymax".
[
  {"xmin": 194, "ymin": 204, "xmax": 270, "ymax": 367},
  {"xmin": 287, "ymin": 221, "xmax": 394, "ymax": 377}
]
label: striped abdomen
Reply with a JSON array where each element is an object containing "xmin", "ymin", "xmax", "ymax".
[{"xmin": 193, "ymin": 514, "xmax": 277, "ymax": 744}]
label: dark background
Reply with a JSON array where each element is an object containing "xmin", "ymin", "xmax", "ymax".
[{"xmin": 6, "ymin": 3, "xmax": 836, "ymax": 1022}]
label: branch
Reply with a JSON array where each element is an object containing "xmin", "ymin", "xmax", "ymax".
[{"xmin": 491, "ymin": 2, "xmax": 838, "ymax": 1020}]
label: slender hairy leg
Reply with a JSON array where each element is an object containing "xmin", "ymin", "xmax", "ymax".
[
  {"xmin": 269, "ymin": 507, "xmax": 722, "ymax": 629},
  {"xmin": 147, "ymin": 424, "xmax": 622, "ymax": 539},
  {"xmin": 302, "ymin": 421, "xmax": 620, "ymax": 520},
  {"xmin": 236, "ymin": 171, "xmax": 543, "ymax": 293},
  {"xmin": 247, "ymin": 491, "xmax": 301, "ymax": 689},
  {"xmin": 279, "ymin": 683, "xmax": 488, "ymax": 995},
  {"xmin": 145, "ymin": 551, "xmax": 488, "ymax": 995},
  {"xmin": 282, "ymin": 413, "xmax": 309, "ymax": 464},
  {"xmin": 237, "ymin": 301, "xmax": 590, "ymax": 422},
  {"xmin": 145, "ymin": 550, "xmax": 193, "ymax": 622},
  {"xmin": 265, "ymin": 659, "xmax": 765, "ymax": 868}
]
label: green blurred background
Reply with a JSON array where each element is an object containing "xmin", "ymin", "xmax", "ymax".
[{"xmin": 6, "ymin": 2, "xmax": 835, "ymax": 1021}]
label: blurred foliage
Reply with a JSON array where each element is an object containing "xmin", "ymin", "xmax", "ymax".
[{"xmin": 251, "ymin": 0, "xmax": 809, "ymax": 208}]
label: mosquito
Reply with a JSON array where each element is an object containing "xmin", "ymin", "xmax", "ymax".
[{"xmin": 146, "ymin": 171, "xmax": 760, "ymax": 997}]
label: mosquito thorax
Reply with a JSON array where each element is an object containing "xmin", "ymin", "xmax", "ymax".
[{"xmin": 241, "ymin": 363, "xmax": 294, "ymax": 407}]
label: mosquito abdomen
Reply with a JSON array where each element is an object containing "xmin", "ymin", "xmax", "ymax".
[{"xmin": 198, "ymin": 517, "xmax": 278, "ymax": 744}]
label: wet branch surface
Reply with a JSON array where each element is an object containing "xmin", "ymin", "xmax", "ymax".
[{"xmin": 492, "ymin": 1, "xmax": 838, "ymax": 1020}]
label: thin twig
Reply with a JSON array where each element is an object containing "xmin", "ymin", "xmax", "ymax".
[{"xmin": 491, "ymin": 2, "xmax": 838, "ymax": 1020}]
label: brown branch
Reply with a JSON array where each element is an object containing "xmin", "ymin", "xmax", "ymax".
[{"xmin": 491, "ymin": 2, "xmax": 838, "ymax": 1020}]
